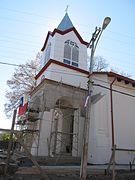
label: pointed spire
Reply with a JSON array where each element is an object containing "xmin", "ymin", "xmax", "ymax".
[{"xmin": 57, "ymin": 13, "xmax": 74, "ymax": 31}]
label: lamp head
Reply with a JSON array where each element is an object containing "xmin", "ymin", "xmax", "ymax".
[{"xmin": 102, "ymin": 17, "xmax": 111, "ymax": 30}]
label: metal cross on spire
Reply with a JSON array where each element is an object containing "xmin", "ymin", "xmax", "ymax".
[{"xmin": 65, "ymin": 5, "xmax": 69, "ymax": 13}]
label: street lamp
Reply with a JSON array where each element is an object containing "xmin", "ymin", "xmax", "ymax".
[
  {"xmin": 89, "ymin": 17, "xmax": 111, "ymax": 73},
  {"xmin": 80, "ymin": 17, "xmax": 111, "ymax": 180}
]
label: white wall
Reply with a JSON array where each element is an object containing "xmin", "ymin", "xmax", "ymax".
[
  {"xmin": 36, "ymin": 63, "xmax": 88, "ymax": 89},
  {"xmin": 40, "ymin": 30, "xmax": 87, "ymax": 71},
  {"xmin": 40, "ymin": 35, "xmax": 55, "ymax": 69},
  {"xmin": 88, "ymin": 74, "xmax": 113, "ymax": 164},
  {"xmin": 113, "ymin": 83, "xmax": 135, "ymax": 164},
  {"xmin": 37, "ymin": 110, "xmax": 53, "ymax": 156},
  {"xmin": 88, "ymin": 74, "xmax": 135, "ymax": 164},
  {"xmin": 53, "ymin": 31, "xmax": 87, "ymax": 70}
]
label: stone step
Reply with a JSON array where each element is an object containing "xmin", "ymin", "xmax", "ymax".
[{"xmin": 35, "ymin": 156, "xmax": 81, "ymax": 166}]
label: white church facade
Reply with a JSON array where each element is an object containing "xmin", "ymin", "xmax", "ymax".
[{"xmin": 18, "ymin": 13, "xmax": 135, "ymax": 165}]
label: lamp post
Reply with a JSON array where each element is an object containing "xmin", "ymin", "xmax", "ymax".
[{"xmin": 80, "ymin": 17, "xmax": 111, "ymax": 180}]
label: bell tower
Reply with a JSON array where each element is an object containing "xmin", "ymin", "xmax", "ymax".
[{"xmin": 36, "ymin": 13, "xmax": 89, "ymax": 88}]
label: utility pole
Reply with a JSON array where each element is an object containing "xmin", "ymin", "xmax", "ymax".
[{"xmin": 80, "ymin": 17, "xmax": 111, "ymax": 180}]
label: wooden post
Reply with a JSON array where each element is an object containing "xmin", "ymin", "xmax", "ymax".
[
  {"xmin": 4, "ymin": 109, "xmax": 17, "ymax": 175},
  {"xmin": 112, "ymin": 145, "xmax": 116, "ymax": 180},
  {"xmin": 106, "ymin": 144, "xmax": 116, "ymax": 176}
]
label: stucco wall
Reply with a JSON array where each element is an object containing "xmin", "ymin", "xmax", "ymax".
[
  {"xmin": 37, "ymin": 110, "xmax": 53, "ymax": 156},
  {"xmin": 88, "ymin": 74, "xmax": 113, "ymax": 164},
  {"xmin": 30, "ymin": 79, "xmax": 87, "ymax": 157},
  {"xmin": 113, "ymin": 83, "xmax": 135, "ymax": 164},
  {"xmin": 53, "ymin": 31, "xmax": 87, "ymax": 70},
  {"xmin": 88, "ymin": 74, "xmax": 135, "ymax": 164},
  {"xmin": 36, "ymin": 63, "xmax": 88, "ymax": 89}
]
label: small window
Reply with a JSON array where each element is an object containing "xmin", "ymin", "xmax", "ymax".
[
  {"xmin": 63, "ymin": 59, "xmax": 70, "ymax": 65},
  {"xmin": 44, "ymin": 43, "xmax": 51, "ymax": 65},
  {"xmin": 72, "ymin": 62, "xmax": 78, "ymax": 67}
]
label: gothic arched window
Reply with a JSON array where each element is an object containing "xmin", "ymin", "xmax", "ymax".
[
  {"xmin": 63, "ymin": 40, "xmax": 79, "ymax": 67},
  {"xmin": 44, "ymin": 42, "xmax": 51, "ymax": 65}
]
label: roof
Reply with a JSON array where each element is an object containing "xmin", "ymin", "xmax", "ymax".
[
  {"xmin": 41, "ymin": 27, "xmax": 89, "ymax": 51},
  {"xmin": 41, "ymin": 13, "xmax": 89, "ymax": 51},
  {"xmin": 57, "ymin": 13, "xmax": 74, "ymax": 31},
  {"xmin": 93, "ymin": 71, "xmax": 135, "ymax": 87}
]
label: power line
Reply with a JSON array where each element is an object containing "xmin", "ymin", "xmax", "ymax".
[
  {"xmin": 0, "ymin": 16, "xmax": 47, "ymax": 27},
  {"xmin": 92, "ymin": 76, "xmax": 135, "ymax": 93},
  {"xmin": 0, "ymin": 7, "xmax": 58, "ymax": 21},
  {"xmin": 0, "ymin": 60, "xmax": 88, "ymax": 77},
  {"xmin": 0, "ymin": 62, "xmax": 20, "ymax": 67},
  {"xmin": 1, "ymin": 7, "xmax": 135, "ymax": 42},
  {"xmin": 93, "ymin": 83, "xmax": 135, "ymax": 98},
  {"xmin": 2, "ymin": 7, "xmax": 135, "ymax": 41},
  {"xmin": 1, "ymin": 33, "xmax": 135, "ymax": 59},
  {"xmin": 1, "ymin": 59, "xmax": 135, "ymax": 100},
  {"xmin": 0, "ymin": 59, "xmax": 135, "ymax": 92},
  {"xmin": 0, "ymin": 36, "xmax": 41, "ymax": 45}
]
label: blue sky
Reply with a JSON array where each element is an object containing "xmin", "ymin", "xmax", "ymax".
[{"xmin": 0, "ymin": 0, "xmax": 135, "ymax": 128}]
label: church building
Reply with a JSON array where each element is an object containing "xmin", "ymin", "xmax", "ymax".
[{"xmin": 18, "ymin": 13, "xmax": 135, "ymax": 165}]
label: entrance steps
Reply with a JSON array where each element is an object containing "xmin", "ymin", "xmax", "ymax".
[{"xmin": 35, "ymin": 155, "xmax": 81, "ymax": 166}]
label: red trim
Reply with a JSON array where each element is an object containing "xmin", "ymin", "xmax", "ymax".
[
  {"xmin": 35, "ymin": 59, "xmax": 89, "ymax": 80},
  {"xmin": 41, "ymin": 27, "xmax": 89, "ymax": 51},
  {"xmin": 41, "ymin": 31, "xmax": 52, "ymax": 51}
]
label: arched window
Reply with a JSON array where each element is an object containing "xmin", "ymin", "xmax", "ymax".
[
  {"xmin": 72, "ymin": 45, "xmax": 79, "ymax": 62},
  {"xmin": 44, "ymin": 43, "xmax": 51, "ymax": 65},
  {"xmin": 64, "ymin": 43, "xmax": 71, "ymax": 60},
  {"xmin": 63, "ymin": 40, "xmax": 79, "ymax": 67}
]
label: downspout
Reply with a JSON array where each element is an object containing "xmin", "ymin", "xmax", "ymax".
[{"xmin": 110, "ymin": 77, "xmax": 117, "ymax": 148}]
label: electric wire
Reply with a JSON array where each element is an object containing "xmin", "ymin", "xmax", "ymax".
[
  {"xmin": 1, "ymin": 7, "xmax": 135, "ymax": 41},
  {"xmin": 92, "ymin": 76, "xmax": 135, "ymax": 92},
  {"xmin": 0, "ymin": 61, "xmax": 20, "ymax": 67},
  {"xmin": 93, "ymin": 83, "xmax": 135, "ymax": 98},
  {"xmin": 1, "ymin": 36, "xmax": 135, "ymax": 63}
]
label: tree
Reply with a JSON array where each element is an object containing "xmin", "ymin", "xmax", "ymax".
[
  {"xmin": 0, "ymin": 133, "xmax": 12, "ymax": 141},
  {"xmin": 93, "ymin": 56, "xmax": 109, "ymax": 72},
  {"xmin": 87, "ymin": 55, "xmax": 109, "ymax": 72},
  {"xmin": 4, "ymin": 59, "xmax": 40, "ymax": 118}
]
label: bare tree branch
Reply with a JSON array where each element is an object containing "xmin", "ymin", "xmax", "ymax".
[{"xmin": 4, "ymin": 59, "xmax": 40, "ymax": 117}]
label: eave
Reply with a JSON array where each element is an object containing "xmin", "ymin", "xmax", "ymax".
[{"xmin": 41, "ymin": 27, "xmax": 89, "ymax": 51}]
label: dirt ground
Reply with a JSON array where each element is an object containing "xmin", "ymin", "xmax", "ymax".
[{"xmin": 1, "ymin": 167, "xmax": 135, "ymax": 180}]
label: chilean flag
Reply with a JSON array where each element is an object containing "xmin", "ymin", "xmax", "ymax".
[{"xmin": 18, "ymin": 97, "xmax": 28, "ymax": 116}]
